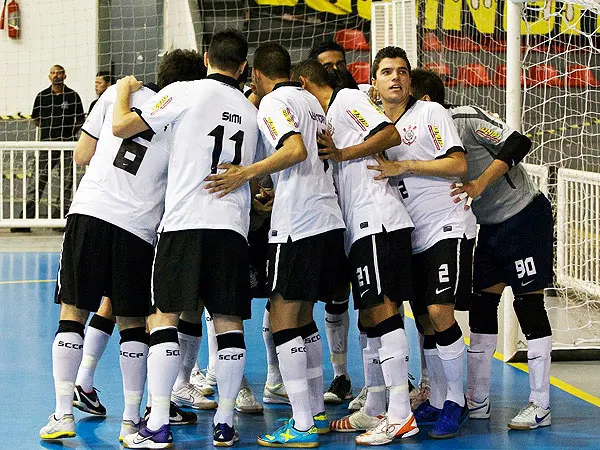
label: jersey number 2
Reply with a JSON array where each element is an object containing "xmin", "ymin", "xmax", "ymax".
[{"xmin": 209, "ymin": 125, "xmax": 243, "ymax": 174}]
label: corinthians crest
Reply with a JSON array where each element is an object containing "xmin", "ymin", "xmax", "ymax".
[{"xmin": 403, "ymin": 124, "xmax": 417, "ymax": 145}]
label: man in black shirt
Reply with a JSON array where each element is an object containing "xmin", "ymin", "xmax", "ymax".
[{"xmin": 13, "ymin": 65, "xmax": 85, "ymax": 231}]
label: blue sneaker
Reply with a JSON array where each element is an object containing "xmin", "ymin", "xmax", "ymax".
[
  {"xmin": 413, "ymin": 400, "xmax": 441, "ymax": 426},
  {"xmin": 122, "ymin": 423, "xmax": 173, "ymax": 448},
  {"xmin": 257, "ymin": 418, "xmax": 318, "ymax": 448},
  {"xmin": 313, "ymin": 412, "xmax": 329, "ymax": 435},
  {"xmin": 429, "ymin": 399, "xmax": 469, "ymax": 439},
  {"xmin": 213, "ymin": 422, "xmax": 240, "ymax": 447}
]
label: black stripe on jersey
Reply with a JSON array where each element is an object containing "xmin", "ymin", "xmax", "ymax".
[
  {"xmin": 275, "ymin": 130, "xmax": 301, "ymax": 150},
  {"xmin": 82, "ymin": 129, "xmax": 99, "ymax": 141},
  {"xmin": 273, "ymin": 81, "xmax": 302, "ymax": 91},
  {"xmin": 329, "ymin": 87, "xmax": 343, "ymax": 110},
  {"xmin": 144, "ymin": 82, "xmax": 160, "ymax": 93},
  {"xmin": 132, "ymin": 107, "xmax": 157, "ymax": 135},
  {"xmin": 452, "ymin": 106, "xmax": 503, "ymax": 129},
  {"xmin": 364, "ymin": 121, "xmax": 394, "ymax": 141},
  {"xmin": 434, "ymin": 145, "xmax": 466, "ymax": 159},
  {"xmin": 131, "ymin": 128, "xmax": 156, "ymax": 143},
  {"xmin": 393, "ymin": 96, "xmax": 418, "ymax": 124},
  {"xmin": 244, "ymin": 89, "xmax": 253, "ymax": 98},
  {"xmin": 207, "ymin": 73, "xmax": 240, "ymax": 90}
]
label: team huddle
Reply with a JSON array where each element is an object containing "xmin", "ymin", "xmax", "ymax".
[{"xmin": 39, "ymin": 30, "xmax": 555, "ymax": 448}]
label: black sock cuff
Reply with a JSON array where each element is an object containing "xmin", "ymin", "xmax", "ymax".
[
  {"xmin": 365, "ymin": 326, "xmax": 378, "ymax": 339},
  {"xmin": 298, "ymin": 321, "xmax": 319, "ymax": 338},
  {"xmin": 373, "ymin": 314, "xmax": 404, "ymax": 337},
  {"xmin": 120, "ymin": 327, "xmax": 149, "ymax": 345},
  {"xmin": 266, "ymin": 301, "xmax": 271, "ymax": 312},
  {"xmin": 272, "ymin": 327, "xmax": 302, "ymax": 347},
  {"xmin": 357, "ymin": 318, "xmax": 366, "ymax": 333},
  {"xmin": 216, "ymin": 331, "xmax": 246, "ymax": 351},
  {"xmin": 56, "ymin": 320, "xmax": 85, "ymax": 339},
  {"xmin": 476, "ymin": 291, "xmax": 502, "ymax": 304},
  {"xmin": 423, "ymin": 334, "xmax": 437, "ymax": 350},
  {"xmin": 178, "ymin": 319, "xmax": 202, "ymax": 337},
  {"xmin": 514, "ymin": 293, "xmax": 544, "ymax": 303},
  {"xmin": 435, "ymin": 321, "xmax": 463, "ymax": 347},
  {"xmin": 149, "ymin": 327, "xmax": 178, "ymax": 347},
  {"xmin": 89, "ymin": 314, "xmax": 115, "ymax": 335},
  {"xmin": 325, "ymin": 300, "xmax": 349, "ymax": 315}
]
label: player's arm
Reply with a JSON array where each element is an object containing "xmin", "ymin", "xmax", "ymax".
[
  {"xmin": 74, "ymin": 132, "xmax": 97, "ymax": 166},
  {"xmin": 368, "ymin": 151, "xmax": 467, "ymax": 179},
  {"xmin": 74, "ymin": 93, "xmax": 86, "ymax": 128},
  {"xmin": 205, "ymin": 133, "xmax": 307, "ymax": 198},
  {"xmin": 112, "ymin": 76, "xmax": 147, "ymax": 138},
  {"xmin": 318, "ymin": 124, "xmax": 400, "ymax": 162}
]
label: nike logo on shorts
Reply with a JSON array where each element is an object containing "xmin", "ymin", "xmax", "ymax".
[
  {"xmin": 360, "ymin": 289, "xmax": 370, "ymax": 297},
  {"xmin": 521, "ymin": 279, "xmax": 535, "ymax": 287},
  {"xmin": 435, "ymin": 286, "xmax": 451, "ymax": 295}
]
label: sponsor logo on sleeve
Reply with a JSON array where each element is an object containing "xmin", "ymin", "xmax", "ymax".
[
  {"xmin": 282, "ymin": 108, "xmax": 299, "ymax": 127},
  {"xmin": 475, "ymin": 127, "xmax": 502, "ymax": 143},
  {"xmin": 264, "ymin": 117, "xmax": 278, "ymax": 139},
  {"xmin": 346, "ymin": 109, "xmax": 369, "ymax": 131},
  {"xmin": 428, "ymin": 125, "xmax": 444, "ymax": 150},
  {"xmin": 150, "ymin": 95, "xmax": 172, "ymax": 115}
]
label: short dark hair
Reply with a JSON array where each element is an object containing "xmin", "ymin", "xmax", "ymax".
[
  {"xmin": 238, "ymin": 63, "xmax": 250, "ymax": 85},
  {"xmin": 253, "ymin": 42, "xmax": 291, "ymax": 79},
  {"xmin": 410, "ymin": 69, "xmax": 445, "ymax": 105},
  {"xmin": 291, "ymin": 60, "xmax": 329, "ymax": 87},
  {"xmin": 157, "ymin": 49, "xmax": 207, "ymax": 88},
  {"xmin": 96, "ymin": 71, "xmax": 113, "ymax": 84},
  {"xmin": 308, "ymin": 41, "xmax": 346, "ymax": 62},
  {"xmin": 207, "ymin": 30, "xmax": 248, "ymax": 73},
  {"xmin": 371, "ymin": 46, "xmax": 412, "ymax": 80}
]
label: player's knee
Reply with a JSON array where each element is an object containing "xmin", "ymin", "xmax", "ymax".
[
  {"xmin": 469, "ymin": 291, "xmax": 501, "ymax": 334},
  {"xmin": 513, "ymin": 293, "xmax": 552, "ymax": 340}
]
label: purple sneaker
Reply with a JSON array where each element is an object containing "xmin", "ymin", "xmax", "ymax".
[
  {"xmin": 429, "ymin": 399, "xmax": 469, "ymax": 439},
  {"xmin": 122, "ymin": 423, "xmax": 173, "ymax": 448},
  {"xmin": 413, "ymin": 400, "xmax": 442, "ymax": 426},
  {"xmin": 213, "ymin": 422, "xmax": 240, "ymax": 447}
]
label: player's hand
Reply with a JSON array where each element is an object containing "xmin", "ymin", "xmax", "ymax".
[
  {"xmin": 368, "ymin": 86, "xmax": 380, "ymax": 104},
  {"xmin": 367, "ymin": 154, "xmax": 408, "ymax": 180},
  {"xmin": 115, "ymin": 75, "xmax": 143, "ymax": 93},
  {"xmin": 204, "ymin": 164, "xmax": 250, "ymax": 198},
  {"xmin": 252, "ymin": 187, "xmax": 274, "ymax": 215},
  {"xmin": 317, "ymin": 129, "xmax": 342, "ymax": 162},
  {"xmin": 450, "ymin": 180, "xmax": 482, "ymax": 210}
]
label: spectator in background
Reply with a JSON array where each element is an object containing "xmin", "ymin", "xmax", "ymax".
[
  {"xmin": 12, "ymin": 64, "xmax": 85, "ymax": 232},
  {"xmin": 89, "ymin": 71, "xmax": 113, "ymax": 113}
]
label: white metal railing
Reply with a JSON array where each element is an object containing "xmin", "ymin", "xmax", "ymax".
[
  {"xmin": 522, "ymin": 162, "xmax": 550, "ymax": 197},
  {"xmin": 0, "ymin": 141, "xmax": 81, "ymax": 228}
]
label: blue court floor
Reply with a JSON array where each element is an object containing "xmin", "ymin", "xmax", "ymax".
[{"xmin": 1, "ymin": 251, "xmax": 599, "ymax": 449}]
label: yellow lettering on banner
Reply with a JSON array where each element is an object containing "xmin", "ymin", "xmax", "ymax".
[
  {"xmin": 502, "ymin": 0, "xmax": 555, "ymax": 34},
  {"xmin": 442, "ymin": 0, "xmax": 462, "ymax": 31},
  {"xmin": 560, "ymin": 4, "xmax": 583, "ymax": 35},
  {"xmin": 424, "ymin": 0, "xmax": 439, "ymax": 30},
  {"xmin": 305, "ymin": 0, "xmax": 351, "ymax": 15},
  {"xmin": 254, "ymin": 0, "xmax": 298, "ymax": 5},
  {"xmin": 466, "ymin": 0, "xmax": 497, "ymax": 34},
  {"xmin": 357, "ymin": 0, "xmax": 371, "ymax": 20}
]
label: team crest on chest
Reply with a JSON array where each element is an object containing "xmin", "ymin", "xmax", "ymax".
[{"xmin": 403, "ymin": 124, "xmax": 417, "ymax": 145}]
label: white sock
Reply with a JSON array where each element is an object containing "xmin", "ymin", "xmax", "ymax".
[
  {"xmin": 527, "ymin": 336, "xmax": 552, "ymax": 409},
  {"xmin": 467, "ymin": 333, "xmax": 497, "ymax": 403},
  {"xmin": 325, "ymin": 310, "xmax": 349, "ymax": 378},
  {"xmin": 147, "ymin": 327, "xmax": 180, "ymax": 431},
  {"xmin": 276, "ymin": 334, "xmax": 313, "ymax": 431},
  {"xmin": 423, "ymin": 346, "xmax": 446, "ymax": 409},
  {"xmin": 53, "ymin": 329, "xmax": 84, "ymax": 418},
  {"xmin": 175, "ymin": 320, "xmax": 202, "ymax": 390},
  {"xmin": 363, "ymin": 337, "xmax": 386, "ymax": 417},
  {"xmin": 263, "ymin": 306, "xmax": 282, "ymax": 386},
  {"xmin": 205, "ymin": 310, "xmax": 217, "ymax": 374},
  {"xmin": 359, "ymin": 331, "xmax": 368, "ymax": 387},
  {"xmin": 437, "ymin": 336, "xmax": 466, "ymax": 407},
  {"xmin": 119, "ymin": 331, "xmax": 148, "ymax": 423},
  {"xmin": 303, "ymin": 324, "xmax": 325, "ymax": 415},
  {"xmin": 76, "ymin": 316, "xmax": 113, "ymax": 392},
  {"xmin": 213, "ymin": 331, "xmax": 246, "ymax": 426},
  {"xmin": 379, "ymin": 327, "xmax": 411, "ymax": 420}
]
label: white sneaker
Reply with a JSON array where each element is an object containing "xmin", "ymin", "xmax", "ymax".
[
  {"xmin": 409, "ymin": 383, "xmax": 430, "ymax": 410},
  {"xmin": 508, "ymin": 402, "xmax": 551, "ymax": 430},
  {"xmin": 468, "ymin": 396, "xmax": 491, "ymax": 419},
  {"xmin": 119, "ymin": 420, "xmax": 140, "ymax": 442},
  {"xmin": 171, "ymin": 382, "xmax": 218, "ymax": 410},
  {"xmin": 204, "ymin": 367, "xmax": 217, "ymax": 386},
  {"xmin": 355, "ymin": 413, "xmax": 419, "ymax": 445},
  {"xmin": 263, "ymin": 382, "xmax": 290, "ymax": 405},
  {"xmin": 330, "ymin": 408, "xmax": 381, "ymax": 432},
  {"xmin": 235, "ymin": 377, "xmax": 264, "ymax": 413},
  {"xmin": 190, "ymin": 366, "xmax": 216, "ymax": 396},
  {"xmin": 348, "ymin": 386, "xmax": 368, "ymax": 411},
  {"xmin": 40, "ymin": 414, "xmax": 76, "ymax": 440}
]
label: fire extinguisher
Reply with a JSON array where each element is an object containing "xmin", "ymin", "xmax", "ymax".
[{"xmin": 0, "ymin": 0, "xmax": 19, "ymax": 38}]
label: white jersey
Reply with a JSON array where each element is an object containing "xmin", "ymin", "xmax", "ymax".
[
  {"xmin": 328, "ymin": 88, "xmax": 413, "ymax": 252},
  {"xmin": 257, "ymin": 82, "xmax": 345, "ymax": 243},
  {"xmin": 138, "ymin": 74, "xmax": 259, "ymax": 238},
  {"xmin": 70, "ymin": 84, "xmax": 168, "ymax": 245},
  {"xmin": 387, "ymin": 98, "xmax": 477, "ymax": 253}
]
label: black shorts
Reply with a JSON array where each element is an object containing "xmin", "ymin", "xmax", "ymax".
[
  {"xmin": 348, "ymin": 228, "xmax": 413, "ymax": 310},
  {"xmin": 411, "ymin": 237, "xmax": 474, "ymax": 317},
  {"xmin": 474, "ymin": 194, "xmax": 553, "ymax": 295},
  {"xmin": 267, "ymin": 229, "xmax": 346, "ymax": 302},
  {"xmin": 152, "ymin": 229, "xmax": 251, "ymax": 319},
  {"xmin": 56, "ymin": 214, "xmax": 154, "ymax": 317}
]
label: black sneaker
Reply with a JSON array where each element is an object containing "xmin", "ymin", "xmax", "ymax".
[
  {"xmin": 324, "ymin": 374, "xmax": 352, "ymax": 404},
  {"xmin": 73, "ymin": 385, "xmax": 106, "ymax": 416},
  {"xmin": 144, "ymin": 401, "xmax": 197, "ymax": 426}
]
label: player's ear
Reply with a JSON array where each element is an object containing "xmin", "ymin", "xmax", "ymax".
[
  {"xmin": 298, "ymin": 75, "xmax": 308, "ymax": 89},
  {"xmin": 421, "ymin": 94, "xmax": 431, "ymax": 102},
  {"xmin": 203, "ymin": 52, "xmax": 209, "ymax": 69}
]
